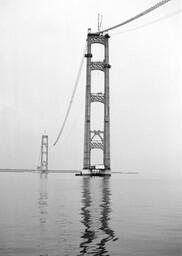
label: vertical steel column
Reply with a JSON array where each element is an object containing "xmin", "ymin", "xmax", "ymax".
[
  {"xmin": 41, "ymin": 135, "xmax": 48, "ymax": 173},
  {"xmin": 104, "ymin": 35, "xmax": 110, "ymax": 170},
  {"xmin": 83, "ymin": 33, "xmax": 92, "ymax": 169}
]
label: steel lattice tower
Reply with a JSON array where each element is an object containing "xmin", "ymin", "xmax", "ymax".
[
  {"xmin": 41, "ymin": 135, "xmax": 48, "ymax": 173},
  {"xmin": 83, "ymin": 30, "xmax": 111, "ymax": 175}
]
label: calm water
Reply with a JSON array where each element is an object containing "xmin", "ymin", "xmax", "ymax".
[{"xmin": 0, "ymin": 172, "xmax": 181, "ymax": 256}]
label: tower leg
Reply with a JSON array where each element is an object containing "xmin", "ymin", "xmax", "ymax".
[
  {"xmin": 83, "ymin": 35, "xmax": 92, "ymax": 170},
  {"xmin": 104, "ymin": 36, "xmax": 110, "ymax": 170}
]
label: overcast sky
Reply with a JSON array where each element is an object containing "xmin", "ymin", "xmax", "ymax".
[{"xmin": 0, "ymin": 0, "xmax": 181, "ymax": 177}]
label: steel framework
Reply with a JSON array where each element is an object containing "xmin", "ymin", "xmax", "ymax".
[
  {"xmin": 41, "ymin": 135, "xmax": 48, "ymax": 173},
  {"xmin": 83, "ymin": 30, "xmax": 111, "ymax": 175}
]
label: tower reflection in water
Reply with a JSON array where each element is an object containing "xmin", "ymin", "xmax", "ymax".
[
  {"xmin": 79, "ymin": 177, "xmax": 118, "ymax": 256},
  {"xmin": 38, "ymin": 174, "xmax": 49, "ymax": 256},
  {"xmin": 39, "ymin": 174, "xmax": 48, "ymax": 227}
]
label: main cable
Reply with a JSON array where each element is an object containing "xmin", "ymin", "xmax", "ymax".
[
  {"xmin": 53, "ymin": 45, "xmax": 86, "ymax": 146},
  {"xmin": 110, "ymin": 9, "xmax": 181, "ymax": 36},
  {"xmin": 96, "ymin": 0, "xmax": 173, "ymax": 34}
]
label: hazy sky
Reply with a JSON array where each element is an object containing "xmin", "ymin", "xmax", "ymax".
[{"xmin": 0, "ymin": 0, "xmax": 181, "ymax": 176}]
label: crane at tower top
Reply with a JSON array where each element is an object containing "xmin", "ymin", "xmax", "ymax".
[{"xmin": 98, "ymin": 13, "xmax": 103, "ymax": 32}]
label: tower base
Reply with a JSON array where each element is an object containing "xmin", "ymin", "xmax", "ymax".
[
  {"xmin": 75, "ymin": 168, "xmax": 111, "ymax": 177},
  {"xmin": 41, "ymin": 169, "xmax": 48, "ymax": 174}
]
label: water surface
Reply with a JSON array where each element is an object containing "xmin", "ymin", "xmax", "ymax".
[{"xmin": 0, "ymin": 172, "xmax": 181, "ymax": 256}]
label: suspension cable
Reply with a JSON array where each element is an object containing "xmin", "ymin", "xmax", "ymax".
[
  {"xmin": 110, "ymin": 9, "xmax": 181, "ymax": 36},
  {"xmin": 53, "ymin": 45, "xmax": 86, "ymax": 146},
  {"xmin": 97, "ymin": 0, "xmax": 173, "ymax": 34}
]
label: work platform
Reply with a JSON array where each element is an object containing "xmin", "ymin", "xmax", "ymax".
[{"xmin": 75, "ymin": 168, "xmax": 111, "ymax": 177}]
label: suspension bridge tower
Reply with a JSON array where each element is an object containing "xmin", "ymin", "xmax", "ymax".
[
  {"xmin": 40, "ymin": 135, "xmax": 48, "ymax": 174},
  {"xmin": 83, "ymin": 29, "xmax": 111, "ymax": 176}
]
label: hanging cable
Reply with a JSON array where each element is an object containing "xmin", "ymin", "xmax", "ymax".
[
  {"xmin": 37, "ymin": 149, "xmax": 41, "ymax": 169},
  {"xmin": 53, "ymin": 45, "xmax": 86, "ymax": 146},
  {"xmin": 96, "ymin": 0, "xmax": 173, "ymax": 34},
  {"xmin": 111, "ymin": 9, "xmax": 182, "ymax": 36}
]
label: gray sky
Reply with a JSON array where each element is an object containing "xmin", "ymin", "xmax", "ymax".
[{"xmin": 0, "ymin": 0, "xmax": 181, "ymax": 177}]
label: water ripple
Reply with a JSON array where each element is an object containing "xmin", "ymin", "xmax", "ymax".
[{"xmin": 78, "ymin": 177, "xmax": 118, "ymax": 256}]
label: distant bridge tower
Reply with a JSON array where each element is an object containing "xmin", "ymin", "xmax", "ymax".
[
  {"xmin": 83, "ymin": 29, "xmax": 111, "ymax": 176},
  {"xmin": 40, "ymin": 135, "xmax": 48, "ymax": 174}
]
